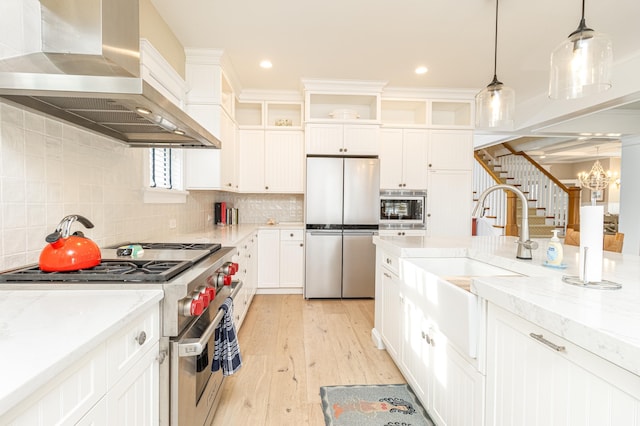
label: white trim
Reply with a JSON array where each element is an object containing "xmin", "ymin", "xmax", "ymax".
[{"xmin": 142, "ymin": 187, "xmax": 189, "ymax": 204}]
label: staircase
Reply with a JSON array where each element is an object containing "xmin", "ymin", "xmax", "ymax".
[{"xmin": 474, "ymin": 144, "xmax": 572, "ymax": 238}]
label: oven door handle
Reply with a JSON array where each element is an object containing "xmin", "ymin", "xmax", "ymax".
[{"xmin": 177, "ymin": 281, "xmax": 243, "ymax": 357}]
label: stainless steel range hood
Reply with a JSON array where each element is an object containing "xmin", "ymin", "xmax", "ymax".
[{"xmin": 0, "ymin": 0, "xmax": 220, "ymax": 149}]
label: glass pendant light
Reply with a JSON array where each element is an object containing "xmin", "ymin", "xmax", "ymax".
[
  {"xmin": 475, "ymin": 0, "xmax": 515, "ymax": 130},
  {"xmin": 549, "ymin": 0, "xmax": 613, "ymax": 100}
]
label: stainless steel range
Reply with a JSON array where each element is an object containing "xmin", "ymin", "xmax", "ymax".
[{"xmin": 0, "ymin": 241, "xmax": 241, "ymax": 426}]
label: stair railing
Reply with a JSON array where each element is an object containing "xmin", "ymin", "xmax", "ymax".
[
  {"xmin": 473, "ymin": 151, "xmax": 508, "ymax": 234},
  {"xmin": 474, "ymin": 143, "xmax": 581, "ymax": 235}
]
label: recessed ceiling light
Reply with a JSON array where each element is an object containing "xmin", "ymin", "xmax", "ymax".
[
  {"xmin": 415, "ymin": 66, "xmax": 428, "ymax": 75},
  {"xmin": 260, "ymin": 60, "xmax": 273, "ymax": 69}
]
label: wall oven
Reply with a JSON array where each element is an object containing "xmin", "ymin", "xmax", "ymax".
[{"xmin": 379, "ymin": 190, "xmax": 426, "ymax": 230}]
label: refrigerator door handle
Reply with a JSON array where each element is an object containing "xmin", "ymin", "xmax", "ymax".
[{"xmin": 308, "ymin": 231, "xmax": 342, "ymax": 236}]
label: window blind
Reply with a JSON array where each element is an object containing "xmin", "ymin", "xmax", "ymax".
[{"xmin": 150, "ymin": 148, "xmax": 183, "ymax": 190}]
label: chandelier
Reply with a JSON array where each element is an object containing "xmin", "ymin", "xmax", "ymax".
[
  {"xmin": 578, "ymin": 158, "xmax": 611, "ymax": 205},
  {"xmin": 578, "ymin": 159, "xmax": 610, "ymax": 191}
]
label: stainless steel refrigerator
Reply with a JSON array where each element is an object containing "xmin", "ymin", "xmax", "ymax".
[{"xmin": 304, "ymin": 156, "xmax": 379, "ymax": 298}]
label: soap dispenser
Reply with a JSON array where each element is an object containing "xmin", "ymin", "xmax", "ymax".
[{"xmin": 546, "ymin": 229, "xmax": 564, "ymax": 266}]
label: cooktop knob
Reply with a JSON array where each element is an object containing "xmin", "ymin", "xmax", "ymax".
[
  {"xmin": 190, "ymin": 299, "xmax": 204, "ymax": 316},
  {"xmin": 204, "ymin": 287, "xmax": 216, "ymax": 301}
]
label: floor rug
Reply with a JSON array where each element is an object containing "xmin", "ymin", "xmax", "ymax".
[{"xmin": 320, "ymin": 384, "xmax": 434, "ymax": 426}]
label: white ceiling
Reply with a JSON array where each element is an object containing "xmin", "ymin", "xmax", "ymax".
[{"xmin": 150, "ymin": 0, "xmax": 640, "ymax": 162}]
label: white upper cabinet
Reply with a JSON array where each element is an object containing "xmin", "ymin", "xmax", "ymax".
[
  {"xmin": 428, "ymin": 129, "xmax": 473, "ymax": 170},
  {"xmin": 184, "ymin": 49, "xmax": 237, "ymax": 191},
  {"xmin": 235, "ymin": 96, "xmax": 304, "ymax": 193},
  {"xmin": 381, "ymin": 98, "xmax": 474, "ymax": 129},
  {"xmin": 380, "ymin": 128, "xmax": 429, "ymax": 189},
  {"xmin": 306, "ymin": 123, "xmax": 380, "ymax": 155}
]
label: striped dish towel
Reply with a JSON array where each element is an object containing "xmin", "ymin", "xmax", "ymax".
[{"xmin": 212, "ymin": 296, "xmax": 243, "ymax": 375}]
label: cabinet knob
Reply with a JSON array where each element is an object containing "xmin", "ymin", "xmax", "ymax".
[
  {"xmin": 428, "ymin": 163, "xmax": 432, "ymax": 168},
  {"xmin": 290, "ymin": 233, "xmax": 294, "ymax": 237},
  {"xmin": 135, "ymin": 331, "xmax": 147, "ymax": 346},
  {"xmin": 299, "ymin": 243, "xmax": 303, "ymax": 247},
  {"xmin": 265, "ymin": 186, "xmax": 269, "ymax": 190},
  {"xmin": 427, "ymin": 213, "xmax": 431, "ymax": 217}
]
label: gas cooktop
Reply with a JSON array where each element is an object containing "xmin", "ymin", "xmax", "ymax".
[
  {"xmin": 0, "ymin": 259, "xmax": 192, "ymax": 282},
  {"xmin": 107, "ymin": 242, "xmax": 221, "ymax": 252},
  {"xmin": 0, "ymin": 242, "xmax": 224, "ymax": 283}
]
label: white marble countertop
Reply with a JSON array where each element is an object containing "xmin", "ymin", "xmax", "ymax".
[
  {"xmin": 373, "ymin": 235, "xmax": 640, "ymax": 376},
  {"xmin": 0, "ymin": 289, "xmax": 164, "ymax": 417},
  {"xmin": 172, "ymin": 222, "xmax": 303, "ymax": 247}
]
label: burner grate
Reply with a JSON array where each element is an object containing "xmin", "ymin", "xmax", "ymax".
[{"xmin": 0, "ymin": 259, "xmax": 192, "ymax": 283}]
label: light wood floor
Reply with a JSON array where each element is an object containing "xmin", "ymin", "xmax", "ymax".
[{"xmin": 211, "ymin": 294, "xmax": 405, "ymax": 426}]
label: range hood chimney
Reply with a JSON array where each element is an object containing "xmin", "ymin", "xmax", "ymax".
[{"xmin": 0, "ymin": 0, "xmax": 221, "ymax": 149}]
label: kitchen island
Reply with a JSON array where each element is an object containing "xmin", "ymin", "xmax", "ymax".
[
  {"xmin": 0, "ymin": 289, "xmax": 163, "ymax": 424},
  {"xmin": 373, "ymin": 235, "xmax": 640, "ymax": 425}
]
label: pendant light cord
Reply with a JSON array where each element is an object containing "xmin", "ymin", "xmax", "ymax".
[
  {"xmin": 571, "ymin": 0, "xmax": 591, "ymax": 36},
  {"xmin": 488, "ymin": 0, "xmax": 502, "ymax": 86},
  {"xmin": 492, "ymin": 0, "xmax": 499, "ymax": 80}
]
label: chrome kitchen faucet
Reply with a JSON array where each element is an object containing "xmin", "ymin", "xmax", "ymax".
[{"xmin": 473, "ymin": 184, "xmax": 539, "ymax": 259}]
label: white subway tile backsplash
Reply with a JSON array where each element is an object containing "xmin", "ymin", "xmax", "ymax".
[
  {"xmin": 2, "ymin": 178, "xmax": 26, "ymax": 203},
  {"xmin": 0, "ymin": 99, "xmax": 303, "ymax": 271}
]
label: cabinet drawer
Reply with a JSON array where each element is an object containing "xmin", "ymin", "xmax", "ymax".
[
  {"xmin": 380, "ymin": 251, "xmax": 399, "ymax": 275},
  {"xmin": 106, "ymin": 306, "xmax": 160, "ymax": 387},
  {"xmin": 280, "ymin": 229, "xmax": 304, "ymax": 241}
]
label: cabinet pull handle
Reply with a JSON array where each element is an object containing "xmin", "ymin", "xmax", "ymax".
[
  {"xmin": 135, "ymin": 331, "xmax": 147, "ymax": 346},
  {"xmin": 383, "ymin": 272, "xmax": 392, "ymax": 278},
  {"xmin": 156, "ymin": 350, "xmax": 167, "ymax": 364},
  {"xmin": 529, "ymin": 333, "xmax": 566, "ymax": 352}
]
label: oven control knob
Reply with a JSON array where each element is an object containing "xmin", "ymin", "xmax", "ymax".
[
  {"xmin": 222, "ymin": 262, "xmax": 239, "ymax": 275},
  {"xmin": 180, "ymin": 297, "xmax": 204, "ymax": 317},
  {"xmin": 204, "ymin": 287, "xmax": 216, "ymax": 301},
  {"xmin": 190, "ymin": 299, "xmax": 204, "ymax": 316},
  {"xmin": 196, "ymin": 289, "xmax": 210, "ymax": 308},
  {"xmin": 214, "ymin": 272, "xmax": 232, "ymax": 286}
]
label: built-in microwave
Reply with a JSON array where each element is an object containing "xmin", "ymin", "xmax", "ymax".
[{"xmin": 379, "ymin": 190, "xmax": 426, "ymax": 229}]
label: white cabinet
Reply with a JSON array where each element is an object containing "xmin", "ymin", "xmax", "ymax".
[
  {"xmin": 232, "ymin": 230, "xmax": 258, "ymax": 329},
  {"xmin": 305, "ymin": 123, "xmax": 380, "ymax": 155},
  {"xmin": 185, "ymin": 107, "xmax": 237, "ymax": 190},
  {"xmin": 380, "ymin": 128, "xmax": 429, "ymax": 190},
  {"xmin": 257, "ymin": 228, "xmax": 304, "ymax": 293},
  {"xmin": 185, "ymin": 49, "xmax": 238, "ymax": 191},
  {"xmin": 381, "ymin": 98, "xmax": 473, "ymax": 128},
  {"xmin": 427, "ymin": 170, "xmax": 472, "ymax": 237},
  {"xmin": 278, "ymin": 230, "xmax": 305, "ymax": 288},
  {"xmin": 237, "ymin": 129, "xmax": 265, "ymax": 192},
  {"xmin": 428, "ymin": 129, "xmax": 473, "ymax": 170},
  {"xmin": 378, "ymin": 229, "xmax": 426, "ymax": 237},
  {"xmin": 2, "ymin": 304, "xmax": 161, "ymax": 426},
  {"xmin": 237, "ymin": 129, "xmax": 304, "ymax": 193},
  {"xmin": 486, "ymin": 303, "xmax": 640, "ymax": 426},
  {"xmin": 380, "ymin": 265, "xmax": 403, "ymax": 361},
  {"xmin": 425, "ymin": 129, "xmax": 473, "ymax": 237},
  {"xmin": 375, "ymin": 248, "xmax": 484, "ymax": 426},
  {"xmin": 257, "ymin": 229, "xmax": 280, "ymax": 288}
]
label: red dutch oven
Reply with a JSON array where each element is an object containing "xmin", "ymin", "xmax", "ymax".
[{"xmin": 39, "ymin": 215, "xmax": 102, "ymax": 272}]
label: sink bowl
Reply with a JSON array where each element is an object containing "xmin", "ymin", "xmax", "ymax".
[
  {"xmin": 401, "ymin": 257, "xmax": 521, "ymax": 359},
  {"xmin": 407, "ymin": 257, "xmax": 520, "ymax": 285}
]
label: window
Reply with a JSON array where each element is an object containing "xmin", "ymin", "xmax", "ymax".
[
  {"xmin": 149, "ymin": 148, "xmax": 183, "ymax": 190},
  {"xmin": 145, "ymin": 148, "xmax": 188, "ymax": 204}
]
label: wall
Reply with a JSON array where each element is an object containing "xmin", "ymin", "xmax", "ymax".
[
  {"xmin": 0, "ymin": 100, "xmax": 305, "ymax": 271},
  {"xmin": 0, "ymin": 100, "xmax": 216, "ymax": 271}
]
